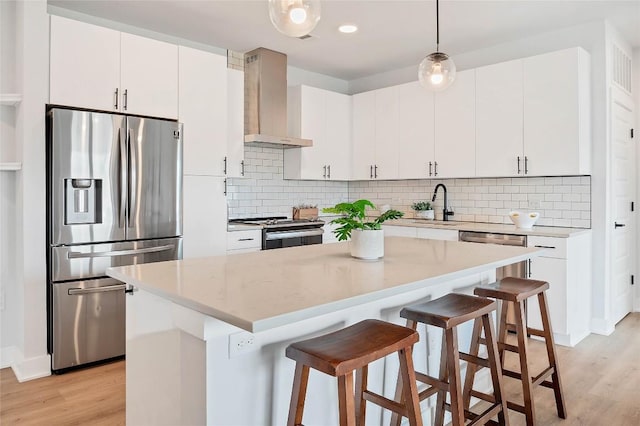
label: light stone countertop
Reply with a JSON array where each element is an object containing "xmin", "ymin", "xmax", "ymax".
[
  {"xmin": 384, "ymin": 218, "xmax": 590, "ymax": 238},
  {"xmin": 107, "ymin": 237, "xmax": 543, "ymax": 333}
]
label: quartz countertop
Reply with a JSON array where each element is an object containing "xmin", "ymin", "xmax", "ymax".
[
  {"xmin": 384, "ymin": 218, "xmax": 590, "ymax": 238},
  {"xmin": 107, "ymin": 237, "xmax": 542, "ymax": 333}
]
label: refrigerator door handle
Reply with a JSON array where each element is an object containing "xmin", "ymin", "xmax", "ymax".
[
  {"xmin": 119, "ymin": 127, "xmax": 127, "ymax": 229},
  {"xmin": 127, "ymin": 128, "xmax": 136, "ymax": 225},
  {"xmin": 67, "ymin": 244, "xmax": 175, "ymax": 259},
  {"xmin": 68, "ymin": 284, "xmax": 126, "ymax": 295}
]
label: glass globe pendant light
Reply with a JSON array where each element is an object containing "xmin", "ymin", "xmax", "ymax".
[
  {"xmin": 268, "ymin": 0, "xmax": 321, "ymax": 38},
  {"xmin": 418, "ymin": 0, "xmax": 456, "ymax": 91}
]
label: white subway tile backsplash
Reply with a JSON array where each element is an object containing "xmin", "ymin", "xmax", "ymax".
[{"xmin": 227, "ymin": 146, "xmax": 590, "ymax": 227}]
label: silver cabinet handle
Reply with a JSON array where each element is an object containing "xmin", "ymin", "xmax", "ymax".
[
  {"xmin": 370, "ymin": 165, "xmax": 373, "ymax": 179},
  {"xmin": 238, "ymin": 238, "xmax": 254, "ymax": 241},
  {"xmin": 67, "ymin": 244, "xmax": 174, "ymax": 259},
  {"xmin": 374, "ymin": 164, "xmax": 378, "ymax": 178},
  {"xmin": 114, "ymin": 88, "xmax": 119, "ymax": 110},
  {"xmin": 323, "ymin": 165, "xmax": 327, "ymax": 178},
  {"xmin": 614, "ymin": 222, "xmax": 626, "ymax": 228},
  {"xmin": 429, "ymin": 161, "xmax": 433, "ymax": 176},
  {"xmin": 534, "ymin": 245, "xmax": 556, "ymax": 249},
  {"xmin": 528, "ymin": 259, "xmax": 532, "ymax": 277},
  {"xmin": 241, "ymin": 160, "xmax": 245, "ymax": 176},
  {"xmin": 434, "ymin": 161, "xmax": 438, "ymax": 176},
  {"xmin": 524, "ymin": 156, "xmax": 529, "ymax": 174},
  {"xmin": 517, "ymin": 156, "xmax": 521, "ymax": 174},
  {"xmin": 327, "ymin": 165, "xmax": 331, "ymax": 179},
  {"xmin": 68, "ymin": 284, "xmax": 126, "ymax": 295},
  {"xmin": 224, "ymin": 156, "xmax": 227, "ymax": 175},
  {"xmin": 123, "ymin": 89, "xmax": 128, "ymax": 111},
  {"xmin": 224, "ymin": 178, "xmax": 227, "ymax": 195}
]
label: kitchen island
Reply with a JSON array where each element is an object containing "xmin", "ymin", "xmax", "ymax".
[{"xmin": 108, "ymin": 237, "xmax": 543, "ymax": 426}]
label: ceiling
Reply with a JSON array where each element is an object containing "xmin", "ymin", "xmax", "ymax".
[{"xmin": 49, "ymin": 0, "xmax": 640, "ymax": 81}]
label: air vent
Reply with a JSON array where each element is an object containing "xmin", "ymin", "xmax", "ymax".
[{"xmin": 612, "ymin": 44, "xmax": 632, "ymax": 93}]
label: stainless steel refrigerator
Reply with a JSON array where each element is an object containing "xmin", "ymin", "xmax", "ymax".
[{"xmin": 46, "ymin": 107, "xmax": 183, "ymax": 372}]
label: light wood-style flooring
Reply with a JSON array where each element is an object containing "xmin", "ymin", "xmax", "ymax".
[{"xmin": 1, "ymin": 313, "xmax": 638, "ymax": 425}]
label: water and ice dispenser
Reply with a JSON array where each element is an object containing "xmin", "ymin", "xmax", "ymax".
[{"xmin": 64, "ymin": 178, "xmax": 102, "ymax": 224}]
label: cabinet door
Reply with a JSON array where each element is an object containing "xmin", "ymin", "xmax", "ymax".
[
  {"xmin": 374, "ymin": 86, "xmax": 399, "ymax": 180},
  {"xmin": 528, "ymin": 256, "xmax": 567, "ymax": 335},
  {"xmin": 398, "ymin": 81, "xmax": 435, "ymax": 179},
  {"xmin": 120, "ymin": 33, "xmax": 178, "ymax": 118},
  {"xmin": 523, "ymin": 48, "xmax": 587, "ymax": 176},
  {"xmin": 351, "ymin": 91, "xmax": 376, "ymax": 180},
  {"xmin": 227, "ymin": 68, "xmax": 245, "ymax": 178},
  {"xmin": 179, "ymin": 47, "xmax": 227, "ymax": 176},
  {"xmin": 50, "ymin": 16, "xmax": 121, "ymax": 111},
  {"xmin": 183, "ymin": 176, "xmax": 227, "ymax": 258},
  {"xmin": 434, "ymin": 70, "xmax": 476, "ymax": 178},
  {"xmin": 325, "ymin": 91, "xmax": 351, "ymax": 180},
  {"xmin": 476, "ymin": 60, "xmax": 524, "ymax": 177}
]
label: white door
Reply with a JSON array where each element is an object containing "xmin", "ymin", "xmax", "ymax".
[
  {"xmin": 398, "ymin": 81, "xmax": 435, "ymax": 179},
  {"xmin": 227, "ymin": 68, "xmax": 245, "ymax": 178},
  {"xmin": 374, "ymin": 86, "xmax": 399, "ymax": 180},
  {"xmin": 179, "ymin": 47, "xmax": 228, "ymax": 176},
  {"xmin": 352, "ymin": 91, "xmax": 376, "ymax": 180},
  {"xmin": 183, "ymin": 176, "xmax": 227, "ymax": 258},
  {"xmin": 50, "ymin": 16, "xmax": 121, "ymax": 111},
  {"xmin": 120, "ymin": 33, "xmax": 178, "ymax": 118},
  {"xmin": 610, "ymin": 100, "xmax": 635, "ymax": 324}
]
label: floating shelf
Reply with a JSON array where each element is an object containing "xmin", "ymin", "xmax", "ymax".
[
  {"xmin": 0, "ymin": 162, "xmax": 22, "ymax": 171},
  {"xmin": 0, "ymin": 94, "xmax": 22, "ymax": 106}
]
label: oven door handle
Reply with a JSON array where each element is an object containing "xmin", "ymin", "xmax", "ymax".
[{"xmin": 265, "ymin": 228, "xmax": 324, "ymax": 241}]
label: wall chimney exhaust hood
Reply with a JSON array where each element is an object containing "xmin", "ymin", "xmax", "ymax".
[{"xmin": 244, "ymin": 48, "xmax": 312, "ymax": 148}]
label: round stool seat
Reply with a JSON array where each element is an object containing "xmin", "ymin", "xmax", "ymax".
[
  {"xmin": 474, "ymin": 277, "xmax": 549, "ymax": 302},
  {"xmin": 400, "ymin": 293, "xmax": 496, "ymax": 329},
  {"xmin": 286, "ymin": 319, "xmax": 418, "ymax": 376}
]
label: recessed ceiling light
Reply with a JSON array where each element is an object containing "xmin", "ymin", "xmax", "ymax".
[{"xmin": 338, "ymin": 24, "xmax": 358, "ymax": 34}]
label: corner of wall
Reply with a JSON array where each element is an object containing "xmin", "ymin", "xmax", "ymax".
[{"xmin": 11, "ymin": 353, "xmax": 51, "ymax": 382}]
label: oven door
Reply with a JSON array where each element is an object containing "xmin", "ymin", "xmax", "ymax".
[{"xmin": 263, "ymin": 228, "xmax": 324, "ymax": 250}]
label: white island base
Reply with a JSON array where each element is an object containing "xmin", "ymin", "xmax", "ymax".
[{"xmin": 113, "ymin": 238, "xmax": 543, "ymax": 425}]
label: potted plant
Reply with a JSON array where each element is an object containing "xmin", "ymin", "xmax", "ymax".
[
  {"xmin": 322, "ymin": 199, "xmax": 403, "ymax": 260},
  {"xmin": 411, "ymin": 201, "xmax": 434, "ymax": 220}
]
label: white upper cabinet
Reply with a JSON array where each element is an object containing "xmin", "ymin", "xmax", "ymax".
[
  {"xmin": 285, "ymin": 85, "xmax": 351, "ymax": 180},
  {"xmin": 50, "ymin": 16, "xmax": 121, "ymax": 112},
  {"xmin": 179, "ymin": 47, "xmax": 227, "ymax": 176},
  {"xmin": 475, "ymin": 59, "xmax": 524, "ymax": 177},
  {"xmin": 523, "ymin": 48, "xmax": 591, "ymax": 176},
  {"xmin": 226, "ymin": 68, "xmax": 246, "ymax": 178},
  {"xmin": 434, "ymin": 69, "xmax": 476, "ymax": 178},
  {"xmin": 50, "ymin": 16, "xmax": 178, "ymax": 119},
  {"xmin": 351, "ymin": 91, "xmax": 376, "ymax": 180},
  {"xmin": 373, "ymin": 86, "xmax": 400, "ymax": 180},
  {"xmin": 120, "ymin": 33, "xmax": 178, "ymax": 118},
  {"xmin": 398, "ymin": 81, "xmax": 435, "ymax": 179}
]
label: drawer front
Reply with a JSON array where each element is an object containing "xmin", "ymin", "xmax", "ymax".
[
  {"xmin": 227, "ymin": 230, "xmax": 262, "ymax": 250},
  {"xmin": 527, "ymin": 236, "xmax": 567, "ymax": 259}
]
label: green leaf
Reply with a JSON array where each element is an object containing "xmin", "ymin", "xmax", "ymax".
[{"xmin": 323, "ymin": 200, "xmax": 404, "ymax": 240}]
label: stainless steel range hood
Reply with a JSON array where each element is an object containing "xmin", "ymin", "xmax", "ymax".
[{"xmin": 244, "ymin": 48, "xmax": 312, "ymax": 148}]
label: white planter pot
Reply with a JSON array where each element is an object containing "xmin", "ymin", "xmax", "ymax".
[
  {"xmin": 415, "ymin": 210, "xmax": 434, "ymax": 220},
  {"xmin": 350, "ymin": 229, "xmax": 384, "ymax": 260}
]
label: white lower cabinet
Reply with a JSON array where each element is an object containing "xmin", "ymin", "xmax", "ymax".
[
  {"xmin": 183, "ymin": 176, "xmax": 227, "ymax": 258},
  {"xmin": 227, "ymin": 230, "xmax": 262, "ymax": 253},
  {"xmin": 526, "ymin": 232, "xmax": 592, "ymax": 347}
]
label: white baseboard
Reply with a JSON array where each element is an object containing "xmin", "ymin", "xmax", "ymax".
[
  {"xmin": 12, "ymin": 353, "xmax": 51, "ymax": 382},
  {"xmin": 590, "ymin": 318, "xmax": 615, "ymax": 336},
  {"xmin": 0, "ymin": 346, "xmax": 22, "ymax": 369}
]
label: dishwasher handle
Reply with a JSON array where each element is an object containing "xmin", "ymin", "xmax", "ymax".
[{"xmin": 459, "ymin": 231, "xmax": 527, "ymax": 247}]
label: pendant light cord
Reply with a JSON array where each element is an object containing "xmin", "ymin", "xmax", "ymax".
[{"xmin": 436, "ymin": 0, "xmax": 440, "ymax": 52}]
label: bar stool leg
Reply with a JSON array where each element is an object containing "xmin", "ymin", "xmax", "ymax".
[
  {"xmin": 538, "ymin": 292, "xmax": 567, "ymax": 419},
  {"xmin": 462, "ymin": 317, "xmax": 483, "ymax": 410},
  {"xmin": 497, "ymin": 301, "xmax": 509, "ymax": 367},
  {"xmin": 514, "ymin": 301, "xmax": 535, "ymax": 426},
  {"xmin": 337, "ymin": 373, "xmax": 356, "ymax": 426},
  {"xmin": 355, "ymin": 366, "xmax": 367, "ymax": 426},
  {"xmin": 390, "ymin": 320, "xmax": 417, "ymax": 426},
  {"xmin": 287, "ymin": 363, "xmax": 310, "ymax": 426},
  {"xmin": 445, "ymin": 327, "xmax": 465, "ymax": 426},
  {"xmin": 398, "ymin": 346, "xmax": 424, "ymax": 426},
  {"xmin": 434, "ymin": 332, "xmax": 448, "ymax": 426},
  {"xmin": 482, "ymin": 313, "xmax": 510, "ymax": 426}
]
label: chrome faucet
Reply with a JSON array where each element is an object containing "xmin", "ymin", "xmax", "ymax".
[{"xmin": 432, "ymin": 183, "xmax": 455, "ymax": 221}]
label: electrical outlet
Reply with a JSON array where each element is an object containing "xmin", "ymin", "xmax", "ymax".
[
  {"xmin": 228, "ymin": 331, "xmax": 258, "ymax": 358},
  {"xmin": 528, "ymin": 200, "xmax": 541, "ymax": 209}
]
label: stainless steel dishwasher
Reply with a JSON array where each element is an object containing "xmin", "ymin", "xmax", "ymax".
[{"xmin": 458, "ymin": 231, "xmax": 527, "ymax": 279}]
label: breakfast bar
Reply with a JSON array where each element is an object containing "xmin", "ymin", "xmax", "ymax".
[{"xmin": 107, "ymin": 237, "xmax": 543, "ymax": 425}]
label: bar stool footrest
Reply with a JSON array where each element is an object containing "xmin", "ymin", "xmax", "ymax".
[
  {"xmin": 459, "ymin": 351, "xmax": 490, "ymax": 368},
  {"xmin": 506, "ymin": 400, "xmax": 527, "ymax": 414},
  {"xmin": 470, "ymin": 389, "xmax": 496, "ymax": 404},
  {"xmin": 497, "ymin": 341, "xmax": 520, "ymax": 353},
  {"xmin": 532, "ymin": 366, "xmax": 555, "ymax": 387},
  {"xmin": 362, "ymin": 390, "xmax": 407, "ymax": 417}
]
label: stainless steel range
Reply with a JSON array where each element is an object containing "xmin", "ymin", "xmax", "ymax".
[{"xmin": 230, "ymin": 216, "xmax": 324, "ymax": 250}]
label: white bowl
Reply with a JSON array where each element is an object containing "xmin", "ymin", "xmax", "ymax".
[{"xmin": 509, "ymin": 211, "xmax": 540, "ymax": 229}]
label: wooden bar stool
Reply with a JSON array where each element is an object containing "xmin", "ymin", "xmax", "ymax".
[
  {"xmin": 466, "ymin": 277, "xmax": 566, "ymax": 426},
  {"xmin": 393, "ymin": 293, "xmax": 509, "ymax": 426},
  {"xmin": 286, "ymin": 319, "xmax": 423, "ymax": 426}
]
